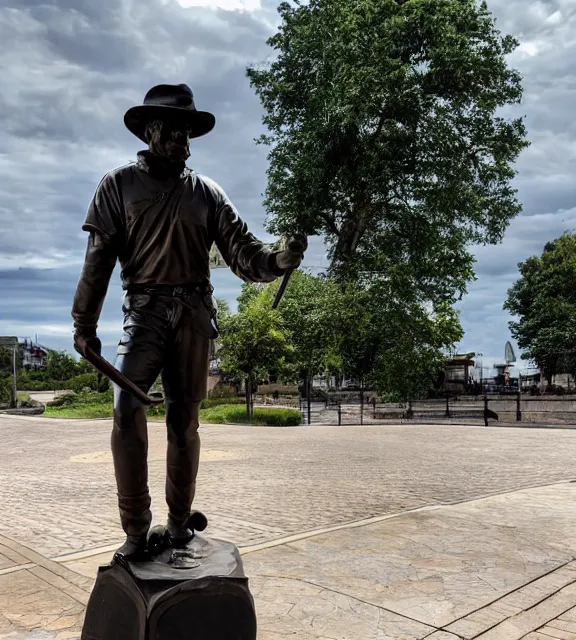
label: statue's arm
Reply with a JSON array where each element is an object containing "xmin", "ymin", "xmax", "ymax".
[
  {"xmin": 211, "ymin": 185, "xmax": 286, "ymax": 283},
  {"xmin": 71, "ymin": 232, "xmax": 117, "ymax": 335},
  {"xmin": 71, "ymin": 173, "xmax": 122, "ymax": 336}
]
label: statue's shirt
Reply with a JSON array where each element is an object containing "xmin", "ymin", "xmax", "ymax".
[{"xmin": 83, "ymin": 153, "xmax": 282, "ymax": 286}]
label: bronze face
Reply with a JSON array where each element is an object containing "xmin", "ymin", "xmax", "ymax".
[{"xmin": 145, "ymin": 118, "xmax": 191, "ymax": 162}]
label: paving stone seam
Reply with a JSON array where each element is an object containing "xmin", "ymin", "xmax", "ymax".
[
  {"xmin": 259, "ymin": 573, "xmax": 441, "ymax": 632},
  {"xmin": 0, "ymin": 563, "xmax": 36, "ymax": 576},
  {"xmin": 239, "ymin": 480, "xmax": 576, "ymax": 558},
  {"xmin": 24, "ymin": 567, "xmax": 88, "ymax": 607},
  {"xmin": 440, "ymin": 563, "xmax": 576, "ymax": 639},
  {"xmin": 485, "ymin": 600, "xmax": 576, "ymax": 640}
]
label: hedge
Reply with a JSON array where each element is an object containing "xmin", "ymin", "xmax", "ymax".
[{"xmin": 201, "ymin": 405, "xmax": 302, "ymax": 426}]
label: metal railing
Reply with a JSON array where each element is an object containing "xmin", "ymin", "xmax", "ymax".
[{"xmin": 296, "ymin": 392, "xmax": 576, "ymax": 427}]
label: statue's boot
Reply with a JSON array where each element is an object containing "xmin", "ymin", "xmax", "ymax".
[
  {"xmin": 111, "ymin": 384, "xmax": 153, "ymax": 562},
  {"xmin": 114, "ymin": 534, "xmax": 149, "ymax": 561},
  {"xmin": 166, "ymin": 518, "xmax": 195, "ymax": 548}
]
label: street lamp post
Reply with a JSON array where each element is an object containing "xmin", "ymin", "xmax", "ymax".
[{"xmin": 10, "ymin": 344, "xmax": 18, "ymax": 409}]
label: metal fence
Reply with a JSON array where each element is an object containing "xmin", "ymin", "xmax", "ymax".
[{"xmin": 297, "ymin": 393, "xmax": 576, "ymax": 427}]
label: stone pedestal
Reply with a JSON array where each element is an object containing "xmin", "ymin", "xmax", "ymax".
[{"xmin": 81, "ymin": 534, "xmax": 257, "ymax": 640}]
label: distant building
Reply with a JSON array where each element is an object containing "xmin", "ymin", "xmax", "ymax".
[
  {"xmin": 0, "ymin": 337, "xmax": 51, "ymax": 370},
  {"xmin": 444, "ymin": 352, "xmax": 475, "ymax": 392},
  {"xmin": 20, "ymin": 339, "xmax": 50, "ymax": 370}
]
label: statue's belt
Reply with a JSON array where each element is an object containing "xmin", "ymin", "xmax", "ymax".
[{"xmin": 124, "ymin": 282, "xmax": 212, "ymax": 298}]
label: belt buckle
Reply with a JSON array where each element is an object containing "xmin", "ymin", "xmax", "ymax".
[{"xmin": 173, "ymin": 286, "xmax": 186, "ymax": 298}]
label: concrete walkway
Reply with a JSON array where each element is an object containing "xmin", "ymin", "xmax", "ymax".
[{"xmin": 4, "ymin": 482, "xmax": 576, "ymax": 638}]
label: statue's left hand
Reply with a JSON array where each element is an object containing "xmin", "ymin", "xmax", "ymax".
[
  {"xmin": 74, "ymin": 330, "xmax": 102, "ymax": 358},
  {"xmin": 276, "ymin": 234, "xmax": 308, "ymax": 271}
]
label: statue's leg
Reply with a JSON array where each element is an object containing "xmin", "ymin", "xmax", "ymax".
[
  {"xmin": 162, "ymin": 318, "xmax": 210, "ymax": 541},
  {"xmin": 112, "ymin": 298, "xmax": 167, "ymax": 558}
]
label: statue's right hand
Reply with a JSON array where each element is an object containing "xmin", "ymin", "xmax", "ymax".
[{"xmin": 74, "ymin": 330, "xmax": 102, "ymax": 358}]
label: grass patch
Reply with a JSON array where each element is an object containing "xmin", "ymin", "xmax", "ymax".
[
  {"xmin": 44, "ymin": 393, "xmax": 301, "ymax": 426},
  {"xmin": 200, "ymin": 404, "xmax": 302, "ymax": 426}
]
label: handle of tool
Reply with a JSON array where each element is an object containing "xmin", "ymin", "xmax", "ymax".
[
  {"xmin": 272, "ymin": 268, "xmax": 295, "ymax": 310},
  {"xmin": 78, "ymin": 339, "xmax": 161, "ymax": 406}
]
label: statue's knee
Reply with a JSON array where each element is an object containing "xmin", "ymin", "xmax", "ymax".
[
  {"xmin": 114, "ymin": 389, "xmax": 143, "ymax": 427},
  {"xmin": 166, "ymin": 399, "xmax": 200, "ymax": 446}
]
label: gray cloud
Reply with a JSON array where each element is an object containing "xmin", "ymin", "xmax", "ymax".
[{"xmin": 0, "ymin": 0, "xmax": 575, "ymax": 375}]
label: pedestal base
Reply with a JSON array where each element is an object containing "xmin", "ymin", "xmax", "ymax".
[{"xmin": 81, "ymin": 534, "xmax": 257, "ymax": 640}]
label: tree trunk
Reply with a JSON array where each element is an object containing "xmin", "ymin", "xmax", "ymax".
[
  {"xmin": 245, "ymin": 378, "xmax": 252, "ymax": 419},
  {"xmin": 307, "ymin": 371, "xmax": 312, "ymax": 425}
]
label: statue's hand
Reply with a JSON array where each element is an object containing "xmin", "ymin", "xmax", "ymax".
[
  {"xmin": 74, "ymin": 329, "xmax": 102, "ymax": 358},
  {"xmin": 275, "ymin": 234, "xmax": 308, "ymax": 271}
]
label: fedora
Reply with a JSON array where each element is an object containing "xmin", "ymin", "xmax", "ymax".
[{"xmin": 124, "ymin": 83, "xmax": 216, "ymax": 143}]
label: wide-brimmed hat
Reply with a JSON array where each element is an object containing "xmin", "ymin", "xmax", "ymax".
[{"xmin": 124, "ymin": 83, "xmax": 216, "ymax": 143}]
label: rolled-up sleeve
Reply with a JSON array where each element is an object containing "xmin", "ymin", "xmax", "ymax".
[
  {"xmin": 82, "ymin": 172, "xmax": 123, "ymax": 244},
  {"xmin": 212, "ymin": 185, "xmax": 285, "ymax": 283}
]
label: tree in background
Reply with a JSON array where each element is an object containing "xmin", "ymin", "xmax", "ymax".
[
  {"xmin": 217, "ymin": 288, "xmax": 295, "ymax": 416},
  {"xmin": 228, "ymin": 272, "xmax": 463, "ymax": 402},
  {"xmin": 504, "ymin": 233, "xmax": 576, "ymax": 385},
  {"xmin": 0, "ymin": 348, "xmax": 12, "ymax": 377},
  {"xmin": 247, "ymin": 0, "xmax": 529, "ymax": 311},
  {"xmin": 45, "ymin": 350, "xmax": 80, "ymax": 384},
  {"xmin": 0, "ymin": 348, "xmax": 14, "ymax": 406}
]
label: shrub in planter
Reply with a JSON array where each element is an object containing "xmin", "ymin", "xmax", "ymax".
[
  {"xmin": 200, "ymin": 396, "xmax": 245, "ymax": 409},
  {"xmin": 201, "ymin": 404, "xmax": 302, "ymax": 426},
  {"xmin": 208, "ymin": 385, "xmax": 238, "ymax": 398}
]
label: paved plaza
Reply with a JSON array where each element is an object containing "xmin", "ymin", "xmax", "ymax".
[{"xmin": 3, "ymin": 415, "xmax": 576, "ymax": 637}]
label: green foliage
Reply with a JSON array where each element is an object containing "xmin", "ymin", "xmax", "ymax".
[
  {"xmin": 504, "ymin": 232, "xmax": 576, "ymax": 383},
  {"xmin": 218, "ymin": 288, "xmax": 296, "ymax": 391},
  {"xmin": 17, "ymin": 372, "xmax": 59, "ymax": 391},
  {"xmin": 65, "ymin": 373, "xmax": 104, "ymax": 394},
  {"xmin": 43, "ymin": 393, "xmax": 300, "ymax": 426},
  {"xmin": 0, "ymin": 378, "xmax": 11, "ymax": 404},
  {"xmin": 247, "ymin": 0, "xmax": 529, "ymax": 297},
  {"xmin": 45, "ymin": 390, "xmax": 114, "ymax": 418},
  {"xmin": 229, "ymin": 270, "xmax": 462, "ymax": 401},
  {"xmin": 368, "ymin": 299, "xmax": 462, "ymax": 400},
  {"xmin": 0, "ymin": 348, "xmax": 13, "ymax": 376},
  {"xmin": 208, "ymin": 385, "xmax": 238, "ymax": 398},
  {"xmin": 46, "ymin": 350, "xmax": 78, "ymax": 382},
  {"xmin": 200, "ymin": 404, "xmax": 302, "ymax": 426},
  {"xmin": 275, "ymin": 272, "xmax": 351, "ymax": 376},
  {"xmin": 200, "ymin": 396, "xmax": 245, "ymax": 409}
]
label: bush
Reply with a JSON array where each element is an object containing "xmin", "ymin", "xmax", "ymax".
[
  {"xmin": 65, "ymin": 373, "xmax": 101, "ymax": 393},
  {"xmin": 17, "ymin": 372, "xmax": 60, "ymax": 391},
  {"xmin": 208, "ymin": 385, "xmax": 238, "ymax": 398},
  {"xmin": 200, "ymin": 404, "xmax": 302, "ymax": 426},
  {"xmin": 45, "ymin": 389, "xmax": 114, "ymax": 418},
  {"xmin": 0, "ymin": 378, "xmax": 11, "ymax": 404},
  {"xmin": 47, "ymin": 392, "xmax": 78, "ymax": 407}
]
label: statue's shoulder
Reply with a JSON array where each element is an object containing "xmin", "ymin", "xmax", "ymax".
[
  {"xmin": 105, "ymin": 161, "xmax": 139, "ymax": 183},
  {"xmin": 93, "ymin": 162, "xmax": 138, "ymax": 194},
  {"xmin": 193, "ymin": 173, "xmax": 226, "ymax": 202}
]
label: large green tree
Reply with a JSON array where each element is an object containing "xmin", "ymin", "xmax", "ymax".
[
  {"xmin": 235, "ymin": 272, "xmax": 463, "ymax": 401},
  {"xmin": 247, "ymin": 0, "xmax": 528, "ymax": 302},
  {"xmin": 504, "ymin": 233, "xmax": 576, "ymax": 384}
]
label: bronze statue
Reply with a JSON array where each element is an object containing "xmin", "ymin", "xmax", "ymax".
[{"xmin": 72, "ymin": 83, "xmax": 306, "ymax": 560}]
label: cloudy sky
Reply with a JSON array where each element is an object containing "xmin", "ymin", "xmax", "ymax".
[{"xmin": 0, "ymin": 0, "xmax": 574, "ymax": 373}]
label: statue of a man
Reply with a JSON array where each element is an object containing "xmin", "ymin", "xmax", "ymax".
[{"xmin": 71, "ymin": 84, "xmax": 306, "ymax": 560}]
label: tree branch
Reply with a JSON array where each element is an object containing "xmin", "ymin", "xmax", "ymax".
[{"xmin": 318, "ymin": 211, "xmax": 341, "ymax": 237}]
